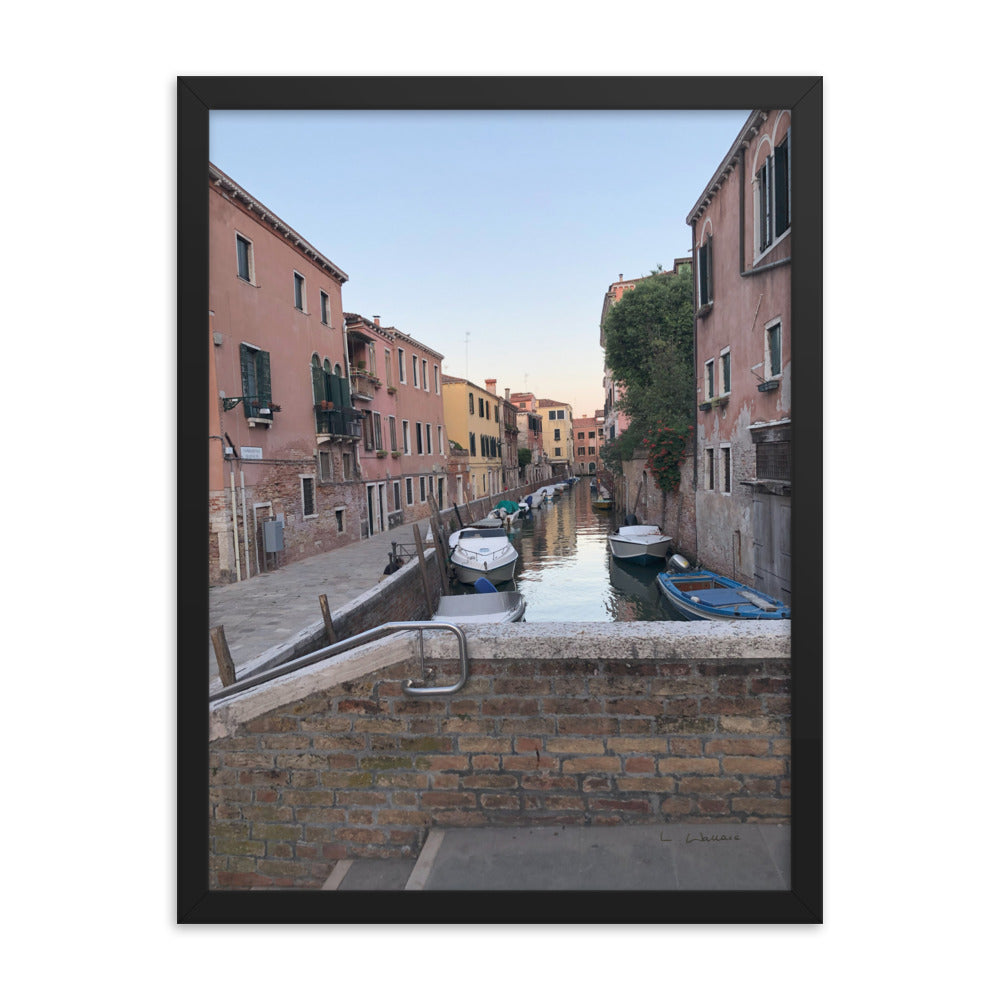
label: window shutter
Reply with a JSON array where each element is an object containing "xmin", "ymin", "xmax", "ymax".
[
  {"xmin": 774, "ymin": 139, "xmax": 789, "ymax": 235},
  {"xmin": 312, "ymin": 360, "xmax": 325, "ymax": 404},
  {"xmin": 239, "ymin": 344, "xmax": 256, "ymax": 416},
  {"xmin": 257, "ymin": 351, "xmax": 271, "ymax": 409}
]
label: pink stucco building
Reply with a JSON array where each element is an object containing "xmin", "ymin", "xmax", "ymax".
[
  {"xmin": 208, "ymin": 163, "xmax": 359, "ymax": 584},
  {"xmin": 686, "ymin": 109, "xmax": 792, "ymax": 602}
]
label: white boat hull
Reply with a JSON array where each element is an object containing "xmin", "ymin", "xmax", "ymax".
[
  {"xmin": 432, "ymin": 591, "xmax": 526, "ymax": 624},
  {"xmin": 608, "ymin": 527, "xmax": 672, "ymax": 565},
  {"xmin": 451, "ymin": 554, "xmax": 518, "ymax": 585}
]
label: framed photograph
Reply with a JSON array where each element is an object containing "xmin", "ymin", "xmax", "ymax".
[{"xmin": 179, "ymin": 76, "xmax": 821, "ymax": 922}]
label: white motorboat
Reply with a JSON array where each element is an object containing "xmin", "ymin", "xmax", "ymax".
[
  {"xmin": 447, "ymin": 525, "xmax": 519, "ymax": 585},
  {"xmin": 607, "ymin": 524, "xmax": 673, "ymax": 566},
  {"xmin": 432, "ymin": 589, "xmax": 526, "ymax": 625}
]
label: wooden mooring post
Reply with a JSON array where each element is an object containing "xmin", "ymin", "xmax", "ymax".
[
  {"xmin": 412, "ymin": 522, "xmax": 434, "ymax": 615},
  {"xmin": 210, "ymin": 625, "xmax": 237, "ymax": 687},
  {"xmin": 318, "ymin": 594, "xmax": 336, "ymax": 644}
]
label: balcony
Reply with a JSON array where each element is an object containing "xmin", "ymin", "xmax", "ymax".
[
  {"xmin": 315, "ymin": 403, "xmax": 363, "ymax": 439},
  {"xmin": 350, "ymin": 368, "xmax": 382, "ymax": 400}
]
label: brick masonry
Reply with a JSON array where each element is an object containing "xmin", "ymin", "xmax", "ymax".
[{"xmin": 209, "ymin": 626, "xmax": 791, "ymax": 889}]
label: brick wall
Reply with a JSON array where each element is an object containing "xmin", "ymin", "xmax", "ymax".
[{"xmin": 209, "ymin": 624, "xmax": 790, "ymax": 889}]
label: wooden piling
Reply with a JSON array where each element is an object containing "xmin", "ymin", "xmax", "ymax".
[
  {"xmin": 319, "ymin": 593, "xmax": 336, "ymax": 644},
  {"xmin": 412, "ymin": 522, "xmax": 434, "ymax": 615},
  {"xmin": 210, "ymin": 625, "xmax": 237, "ymax": 687}
]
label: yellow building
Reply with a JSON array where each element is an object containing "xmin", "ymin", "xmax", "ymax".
[
  {"xmin": 441, "ymin": 376, "xmax": 504, "ymax": 501},
  {"xmin": 537, "ymin": 398, "xmax": 574, "ymax": 475}
]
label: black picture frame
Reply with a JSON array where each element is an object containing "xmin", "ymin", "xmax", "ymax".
[{"xmin": 179, "ymin": 76, "xmax": 822, "ymax": 923}]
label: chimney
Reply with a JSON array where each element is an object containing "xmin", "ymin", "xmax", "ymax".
[
  {"xmin": 485, "ymin": 379, "xmax": 497, "ymax": 395},
  {"xmin": 505, "ymin": 388, "xmax": 510, "ymax": 401},
  {"xmin": 373, "ymin": 315, "xmax": 380, "ymax": 327},
  {"xmin": 619, "ymin": 273, "xmax": 623, "ymax": 282}
]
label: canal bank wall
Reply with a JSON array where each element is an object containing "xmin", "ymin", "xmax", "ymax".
[
  {"xmin": 616, "ymin": 452, "xmax": 697, "ymax": 560},
  {"xmin": 208, "ymin": 621, "xmax": 791, "ymax": 889}
]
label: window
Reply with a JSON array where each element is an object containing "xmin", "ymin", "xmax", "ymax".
[
  {"xmin": 425, "ymin": 424, "xmax": 432, "ymax": 454},
  {"xmin": 437, "ymin": 425, "xmax": 444, "ymax": 455},
  {"xmin": 555, "ymin": 447, "xmax": 561, "ymax": 457},
  {"xmin": 293, "ymin": 272, "xmax": 306, "ymax": 311},
  {"xmin": 362, "ymin": 411, "xmax": 374, "ymax": 451},
  {"xmin": 236, "ymin": 233, "xmax": 254, "ymax": 283},
  {"xmin": 403, "ymin": 420, "xmax": 413, "ymax": 455},
  {"xmin": 705, "ymin": 358, "xmax": 715, "ymax": 400},
  {"xmin": 588, "ymin": 431, "xmax": 595, "ymax": 438},
  {"xmin": 318, "ymin": 451, "xmax": 332, "ymax": 481},
  {"xmin": 469, "ymin": 432, "xmax": 476, "ymax": 457},
  {"xmin": 335, "ymin": 508, "xmax": 345, "ymax": 532},
  {"xmin": 385, "ymin": 350, "xmax": 392, "ymax": 387},
  {"xmin": 239, "ymin": 343, "xmax": 271, "ymax": 419},
  {"xmin": 373, "ymin": 412, "xmax": 383, "ymax": 451},
  {"xmin": 554, "ymin": 428, "xmax": 561, "ymax": 441},
  {"xmin": 433, "ymin": 365, "xmax": 440, "ymax": 394},
  {"xmin": 578, "ymin": 447, "xmax": 585, "ymax": 457},
  {"xmin": 393, "ymin": 481, "xmax": 401, "ymax": 511},
  {"xmin": 421, "ymin": 359, "xmax": 428, "ymax": 390},
  {"xmin": 469, "ymin": 393, "xmax": 474, "ymax": 414},
  {"xmin": 578, "ymin": 432, "xmax": 585, "ymax": 440},
  {"xmin": 479, "ymin": 398, "xmax": 485, "ymax": 419},
  {"xmin": 416, "ymin": 419, "xmax": 423, "ymax": 454},
  {"xmin": 721, "ymin": 445, "xmax": 732, "ymax": 494},
  {"xmin": 765, "ymin": 320, "xmax": 782, "ymax": 378},
  {"xmin": 705, "ymin": 448, "xmax": 715, "ymax": 490},
  {"xmin": 588, "ymin": 447, "xmax": 596, "ymax": 455},
  {"xmin": 419, "ymin": 477, "xmax": 427, "ymax": 502},
  {"xmin": 398, "ymin": 348, "xmax": 406, "ymax": 384},
  {"xmin": 412, "ymin": 354, "xmax": 419, "ymax": 386},
  {"xmin": 557, "ymin": 410, "xmax": 565, "ymax": 420},
  {"xmin": 697, "ymin": 235, "xmax": 713, "ymax": 309},
  {"xmin": 301, "ymin": 476, "xmax": 316, "ymax": 517},
  {"xmin": 342, "ymin": 452, "xmax": 353, "ymax": 481},
  {"xmin": 320, "ymin": 290, "xmax": 331, "ymax": 326},
  {"xmin": 549, "ymin": 411, "xmax": 556, "ymax": 420},
  {"xmin": 405, "ymin": 478, "xmax": 414, "ymax": 505},
  {"xmin": 388, "ymin": 415, "xmax": 397, "ymax": 452},
  {"xmin": 757, "ymin": 134, "xmax": 791, "ymax": 254},
  {"xmin": 721, "ymin": 349, "xmax": 731, "ymax": 395}
]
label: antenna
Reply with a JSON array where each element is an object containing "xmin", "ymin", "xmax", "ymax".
[{"xmin": 465, "ymin": 332, "xmax": 471, "ymax": 379}]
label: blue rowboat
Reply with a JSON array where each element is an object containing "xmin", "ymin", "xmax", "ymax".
[{"xmin": 656, "ymin": 556, "xmax": 790, "ymax": 621}]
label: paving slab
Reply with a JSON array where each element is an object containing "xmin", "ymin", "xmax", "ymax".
[{"xmin": 395, "ymin": 823, "xmax": 790, "ymax": 892}]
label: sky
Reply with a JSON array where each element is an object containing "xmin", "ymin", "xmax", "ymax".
[{"xmin": 209, "ymin": 109, "xmax": 749, "ymax": 416}]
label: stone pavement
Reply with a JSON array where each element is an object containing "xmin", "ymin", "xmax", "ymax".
[
  {"xmin": 209, "ymin": 517, "xmax": 436, "ymax": 686},
  {"xmin": 323, "ymin": 823, "xmax": 791, "ymax": 892}
]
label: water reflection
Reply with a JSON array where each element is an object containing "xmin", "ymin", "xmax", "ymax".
[{"xmin": 452, "ymin": 482, "xmax": 684, "ymax": 622}]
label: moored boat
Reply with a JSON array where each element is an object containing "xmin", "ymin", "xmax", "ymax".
[
  {"xmin": 655, "ymin": 555, "xmax": 790, "ymax": 621},
  {"xmin": 432, "ymin": 587, "xmax": 526, "ymax": 625},
  {"xmin": 448, "ymin": 525, "xmax": 519, "ymax": 585},
  {"xmin": 607, "ymin": 524, "xmax": 672, "ymax": 566}
]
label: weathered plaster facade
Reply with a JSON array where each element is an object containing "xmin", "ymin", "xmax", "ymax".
[{"xmin": 687, "ymin": 110, "xmax": 792, "ymax": 600}]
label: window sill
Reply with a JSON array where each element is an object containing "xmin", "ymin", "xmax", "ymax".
[
  {"xmin": 696, "ymin": 302, "xmax": 713, "ymax": 319},
  {"xmin": 757, "ymin": 379, "xmax": 781, "ymax": 392},
  {"xmin": 247, "ymin": 417, "xmax": 272, "ymax": 428}
]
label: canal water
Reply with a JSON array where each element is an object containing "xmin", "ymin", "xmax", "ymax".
[{"xmin": 452, "ymin": 480, "xmax": 685, "ymax": 622}]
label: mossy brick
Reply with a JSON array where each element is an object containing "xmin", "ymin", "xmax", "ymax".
[
  {"xmin": 214, "ymin": 838, "xmax": 265, "ymax": 857},
  {"xmin": 521, "ymin": 774, "xmax": 577, "ymax": 791},
  {"xmin": 540, "ymin": 697, "xmax": 603, "ymax": 715},
  {"xmin": 658, "ymin": 756, "xmax": 720, "ymax": 775},
  {"xmin": 654, "ymin": 716, "xmax": 715, "ymax": 735},
  {"xmin": 400, "ymin": 735, "xmax": 453, "ymax": 753},
  {"xmin": 604, "ymin": 698, "xmax": 664, "ymax": 716},
  {"xmin": 459, "ymin": 773, "xmax": 519, "ymax": 789},
  {"xmin": 360, "ymin": 755, "xmax": 416, "ymax": 771},
  {"xmin": 721, "ymin": 756, "xmax": 787, "ymax": 776},
  {"xmin": 275, "ymin": 753, "xmax": 329, "ymax": 770},
  {"xmin": 704, "ymin": 738, "xmax": 771, "ymax": 756},
  {"xmin": 223, "ymin": 752, "xmax": 277, "ymax": 770},
  {"xmin": 253, "ymin": 822, "xmax": 303, "ymax": 841},
  {"xmin": 588, "ymin": 798, "xmax": 652, "ymax": 813},
  {"xmin": 678, "ymin": 776, "xmax": 743, "ymax": 795},
  {"xmin": 616, "ymin": 777, "xmax": 677, "ymax": 792},
  {"xmin": 718, "ymin": 716, "xmax": 782, "ymax": 735},
  {"xmin": 606, "ymin": 737, "xmax": 667, "ymax": 753},
  {"xmin": 561, "ymin": 756, "xmax": 622, "ymax": 774}
]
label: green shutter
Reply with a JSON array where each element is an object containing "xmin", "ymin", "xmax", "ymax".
[
  {"xmin": 257, "ymin": 351, "xmax": 271, "ymax": 410},
  {"xmin": 239, "ymin": 344, "xmax": 255, "ymax": 416}
]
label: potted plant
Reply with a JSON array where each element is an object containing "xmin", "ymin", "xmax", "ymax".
[
  {"xmin": 376, "ymin": 449, "xmax": 388, "ymax": 458},
  {"xmin": 386, "ymin": 385, "xmax": 397, "ymax": 395},
  {"xmin": 391, "ymin": 450, "xmax": 401, "ymax": 458}
]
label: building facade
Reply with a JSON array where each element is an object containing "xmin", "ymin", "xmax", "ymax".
[
  {"xmin": 441, "ymin": 376, "xmax": 503, "ymax": 499},
  {"xmin": 484, "ymin": 380, "xmax": 521, "ymax": 489},
  {"xmin": 509, "ymin": 392, "xmax": 548, "ymax": 483},
  {"xmin": 572, "ymin": 411, "xmax": 605, "ymax": 475},
  {"xmin": 536, "ymin": 399, "xmax": 573, "ymax": 477},
  {"xmin": 686, "ymin": 109, "xmax": 792, "ymax": 602},
  {"xmin": 208, "ymin": 163, "xmax": 360, "ymax": 585},
  {"xmin": 599, "ymin": 273, "xmax": 639, "ymax": 445}
]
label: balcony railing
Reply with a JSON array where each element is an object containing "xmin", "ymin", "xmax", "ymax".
[
  {"xmin": 315, "ymin": 403, "xmax": 363, "ymax": 439},
  {"xmin": 350, "ymin": 368, "xmax": 382, "ymax": 398}
]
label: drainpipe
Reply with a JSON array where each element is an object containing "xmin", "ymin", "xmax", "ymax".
[
  {"xmin": 240, "ymin": 469, "xmax": 251, "ymax": 580},
  {"xmin": 230, "ymin": 468, "xmax": 241, "ymax": 582}
]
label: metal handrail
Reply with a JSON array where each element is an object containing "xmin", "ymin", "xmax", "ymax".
[{"xmin": 208, "ymin": 621, "xmax": 469, "ymax": 704}]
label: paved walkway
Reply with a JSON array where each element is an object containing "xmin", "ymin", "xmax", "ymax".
[
  {"xmin": 323, "ymin": 823, "xmax": 791, "ymax": 892},
  {"xmin": 209, "ymin": 517, "xmax": 436, "ymax": 685}
]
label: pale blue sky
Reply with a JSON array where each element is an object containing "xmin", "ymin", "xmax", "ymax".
[{"xmin": 210, "ymin": 109, "xmax": 749, "ymax": 416}]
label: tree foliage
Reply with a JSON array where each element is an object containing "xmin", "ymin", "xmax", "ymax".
[{"xmin": 601, "ymin": 267, "xmax": 694, "ymax": 441}]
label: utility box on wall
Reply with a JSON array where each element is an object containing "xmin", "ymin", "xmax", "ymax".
[{"xmin": 263, "ymin": 520, "xmax": 284, "ymax": 553}]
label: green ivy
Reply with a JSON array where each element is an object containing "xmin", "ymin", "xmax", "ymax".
[{"xmin": 643, "ymin": 425, "xmax": 693, "ymax": 493}]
